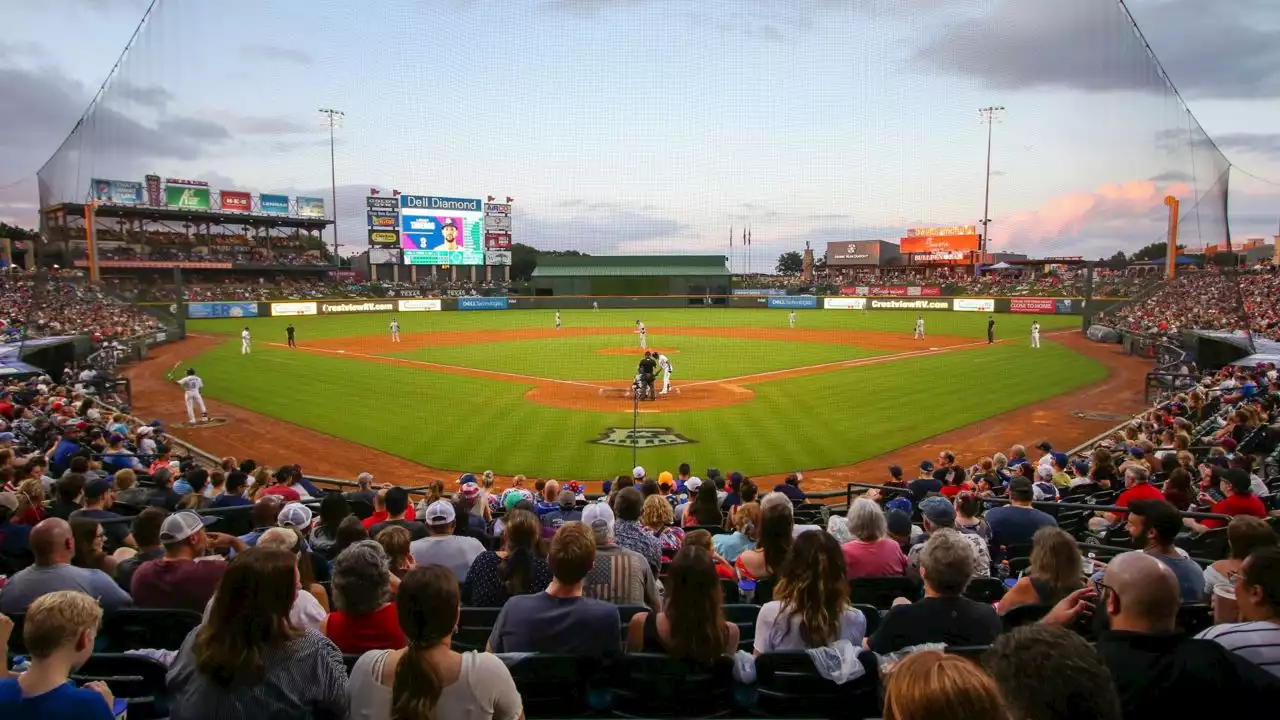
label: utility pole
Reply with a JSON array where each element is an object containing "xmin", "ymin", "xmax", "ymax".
[
  {"xmin": 978, "ymin": 106, "xmax": 1004, "ymax": 277},
  {"xmin": 319, "ymin": 108, "xmax": 344, "ymax": 265}
]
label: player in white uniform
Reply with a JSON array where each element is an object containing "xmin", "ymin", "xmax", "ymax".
[
  {"xmin": 658, "ymin": 353, "xmax": 673, "ymax": 394},
  {"xmin": 555, "ymin": 311, "xmax": 561, "ymax": 330},
  {"xmin": 592, "ymin": 301, "xmax": 599, "ymax": 312},
  {"xmin": 914, "ymin": 315, "xmax": 925, "ymax": 340},
  {"xmin": 789, "ymin": 311, "xmax": 796, "ymax": 328},
  {"xmin": 1031, "ymin": 321, "xmax": 1041, "ymax": 349},
  {"xmin": 178, "ymin": 368, "xmax": 208, "ymax": 424},
  {"xmin": 390, "ymin": 318, "xmax": 400, "ymax": 342},
  {"xmin": 635, "ymin": 320, "xmax": 647, "ymax": 349},
  {"xmin": 240, "ymin": 327, "xmax": 251, "ymax": 354}
]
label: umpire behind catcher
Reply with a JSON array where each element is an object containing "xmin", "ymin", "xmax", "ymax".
[{"xmin": 637, "ymin": 352, "xmax": 658, "ymax": 400}]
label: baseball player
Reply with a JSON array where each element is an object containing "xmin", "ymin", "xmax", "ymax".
[
  {"xmin": 240, "ymin": 327, "xmax": 251, "ymax": 355},
  {"xmin": 987, "ymin": 316, "xmax": 996, "ymax": 344},
  {"xmin": 914, "ymin": 315, "xmax": 925, "ymax": 340},
  {"xmin": 177, "ymin": 368, "xmax": 208, "ymax": 424},
  {"xmin": 286, "ymin": 324, "xmax": 297, "ymax": 348},
  {"xmin": 1031, "ymin": 320, "xmax": 1041, "ymax": 349},
  {"xmin": 390, "ymin": 317, "xmax": 401, "ymax": 342},
  {"xmin": 658, "ymin": 352, "xmax": 674, "ymax": 395},
  {"xmin": 592, "ymin": 301, "xmax": 599, "ymax": 312},
  {"xmin": 555, "ymin": 311, "xmax": 561, "ymax": 330},
  {"xmin": 635, "ymin": 320, "xmax": 647, "ymax": 349},
  {"xmin": 789, "ymin": 311, "xmax": 796, "ymax": 329}
]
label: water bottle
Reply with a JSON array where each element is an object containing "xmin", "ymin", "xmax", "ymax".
[{"xmin": 10, "ymin": 655, "xmax": 29, "ymax": 673}]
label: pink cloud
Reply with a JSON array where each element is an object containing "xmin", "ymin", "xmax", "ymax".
[{"xmin": 995, "ymin": 179, "xmax": 1193, "ymax": 252}]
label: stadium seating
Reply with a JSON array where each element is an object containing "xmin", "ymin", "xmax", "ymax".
[{"xmin": 753, "ymin": 650, "xmax": 882, "ymax": 720}]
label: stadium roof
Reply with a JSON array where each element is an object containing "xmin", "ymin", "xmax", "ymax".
[
  {"xmin": 532, "ymin": 255, "xmax": 730, "ymax": 278},
  {"xmin": 43, "ymin": 203, "xmax": 333, "ymax": 230}
]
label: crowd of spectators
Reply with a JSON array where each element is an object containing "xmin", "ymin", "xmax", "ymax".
[
  {"xmin": 739, "ymin": 266, "xmax": 1156, "ymax": 298},
  {"xmin": 1102, "ymin": 265, "xmax": 1280, "ymax": 340},
  {"xmin": 130, "ymin": 277, "xmax": 514, "ymax": 303},
  {"xmin": 0, "ymin": 274, "xmax": 163, "ymax": 341}
]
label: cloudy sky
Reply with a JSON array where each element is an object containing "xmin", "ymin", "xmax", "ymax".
[{"xmin": 2, "ymin": 0, "xmax": 1278, "ymax": 267}]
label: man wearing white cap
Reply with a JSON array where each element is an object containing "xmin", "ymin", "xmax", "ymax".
[
  {"xmin": 674, "ymin": 476, "xmax": 702, "ymax": 525},
  {"xmin": 277, "ymin": 503, "xmax": 314, "ymax": 533},
  {"xmin": 632, "ymin": 466, "xmax": 646, "ymax": 483},
  {"xmin": 580, "ymin": 502, "xmax": 659, "ymax": 609},
  {"xmin": 130, "ymin": 511, "xmax": 246, "ymax": 612},
  {"xmin": 408, "ymin": 499, "xmax": 485, "ymax": 582}
]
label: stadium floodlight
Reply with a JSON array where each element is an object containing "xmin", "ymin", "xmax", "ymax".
[
  {"xmin": 319, "ymin": 108, "xmax": 345, "ymax": 263},
  {"xmin": 978, "ymin": 106, "xmax": 1005, "ymax": 274}
]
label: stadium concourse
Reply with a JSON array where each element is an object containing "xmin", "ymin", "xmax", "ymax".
[{"xmin": 0, "ymin": 277, "xmax": 1278, "ymax": 718}]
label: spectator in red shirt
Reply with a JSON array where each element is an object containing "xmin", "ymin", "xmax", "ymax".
[
  {"xmin": 130, "ymin": 511, "xmax": 247, "ymax": 611},
  {"xmin": 261, "ymin": 467, "xmax": 303, "ymax": 503},
  {"xmin": 1093, "ymin": 466, "xmax": 1164, "ymax": 531},
  {"xmin": 361, "ymin": 488, "xmax": 389, "ymax": 531},
  {"xmin": 1186, "ymin": 469, "xmax": 1269, "ymax": 532}
]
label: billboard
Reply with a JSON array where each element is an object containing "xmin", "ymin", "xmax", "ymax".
[
  {"xmin": 187, "ymin": 302, "xmax": 259, "ymax": 319},
  {"xmin": 319, "ymin": 300, "xmax": 395, "ymax": 314},
  {"xmin": 825, "ymin": 240, "xmax": 897, "ymax": 266},
  {"xmin": 367, "ymin": 196, "xmax": 398, "ymax": 237},
  {"xmin": 841, "ymin": 285, "xmax": 942, "ymax": 297},
  {"xmin": 484, "ymin": 202, "xmax": 512, "ymax": 249},
  {"xmin": 220, "ymin": 190, "xmax": 251, "ymax": 212},
  {"xmin": 369, "ymin": 248, "xmax": 400, "ymax": 265},
  {"xmin": 458, "ymin": 297, "xmax": 509, "ymax": 311},
  {"xmin": 270, "ymin": 301, "xmax": 318, "ymax": 316},
  {"xmin": 368, "ymin": 212, "xmax": 398, "ymax": 228},
  {"xmin": 767, "ymin": 295, "xmax": 818, "ymax": 309},
  {"xmin": 484, "ymin": 250, "xmax": 512, "ymax": 266},
  {"xmin": 1010, "ymin": 297, "xmax": 1057, "ymax": 313},
  {"xmin": 260, "ymin": 194, "xmax": 290, "ymax": 214},
  {"xmin": 400, "ymin": 194, "xmax": 484, "ymax": 265},
  {"xmin": 145, "ymin": 175, "xmax": 162, "ymax": 206},
  {"xmin": 867, "ymin": 298, "xmax": 952, "ymax": 310},
  {"xmin": 368, "ymin": 230, "xmax": 398, "ymax": 245},
  {"xmin": 164, "ymin": 185, "xmax": 211, "ymax": 209},
  {"xmin": 953, "ymin": 298, "xmax": 996, "ymax": 312},
  {"xmin": 1055, "ymin": 299, "xmax": 1076, "ymax": 314},
  {"xmin": 398, "ymin": 299, "xmax": 443, "ymax": 312},
  {"xmin": 90, "ymin": 179, "xmax": 143, "ymax": 204},
  {"xmin": 823, "ymin": 297, "xmax": 867, "ymax": 310},
  {"xmin": 296, "ymin": 196, "xmax": 326, "ymax": 218},
  {"xmin": 900, "ymin": 233, "xmax": 980, "ymax": 254},
  {"xmin": 731, "ymin": 288, "xmax": 786, "ymax": 296}
]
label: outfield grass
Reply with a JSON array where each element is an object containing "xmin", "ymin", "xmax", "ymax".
[{"xmin": 182, "ymin": 308, "xmax": 1103, "ymax": 478}]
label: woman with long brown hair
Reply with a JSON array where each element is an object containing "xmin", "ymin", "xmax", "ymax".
[
  {"xmin": 753, "ymin": 530, "xmax": 867, "ymax": 654},
  {"xmin": 168, "ymin": 546, "xmax": 348, "ymax": 719},
  {"xmin": 734, "ymin": 498, "xmax": 793, "ymax": 587},
  {"xmin": 69, "ymin": 517, "xmax": 123, "ymax": 577},
  {"xmin": 346, "ymin": 564, "xmax": 523, "ymax": 720},
  {"xmin": 996, "ymin": 526, "xmax": 1084, "ymax": 613},
  {"xmin": 466, "ymin": 508, "xmax": 551, "ymax": 607},
  {"xmin": 883, "ymin": 651, "xmax": 1006, "ymax": 720},
  {"xmin": 625, "ymin": 545, "xmax": 739, "ymax": 661},
  {"xmin": 684, "ymin": 480, "xmax": 723, "ymax": 527}
]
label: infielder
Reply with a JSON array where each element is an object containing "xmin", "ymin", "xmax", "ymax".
[
  {"xmin": 914, "ymin": 315, "xmax": 925, "ymax": 340},
  {"xmin": 555, "ymin": 311, "xmax": 561, "ymax": 330},
  {"xmin": 658, "ymin": 352, "xmax": 674, "ymax": 394},
  {"xmin": 178, "ymin": 368, "xmax": 208, "ymax": 424},
  {"xmin": 789, "ymin": 311, "xmax": 796, "ymax": 329},
  {"xmin": 635, "ymin": 320, "xmax": 647, "ymax": 349},
  {"xmin": 1031, "ymin": 320, "xmax": 1041, "ymax": 349},
  {"xmin": 390, "ymin": 318, "xmax": 401, "ymax": 342},
  {"xmin": 240, "ymin": 327, "xmax": 251, "ymax": 355},
  {"xmin": 286, "ymin": 324, "xmax": 297, "ymax": 348}
]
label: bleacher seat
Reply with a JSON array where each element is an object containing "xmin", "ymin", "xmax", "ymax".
[
  {"xmin": 503, "ymin": 653, "xmax": 598, "ymax": 718},
  {"xmin": 946, "ymin": 644, "xmax": 992, "ymax": 662},
  {"xmin": 609, "ymin": 652, "xmax": 734, "ymax": 718},
  {"xmin": 1176, "ymin": 527, "xmax": 1229, "ymax": 560},
  {"xmin": 720, "ymin": 578, "xmax": 741, "ymax": 603},
  {"xmin": 1176, "ymin": 603, "xmax": 1214, "ymax": 636},
  {"xmin": 1000, "ymin": 603, "xmax": 1050, "ymax": 632},
  {"xmin": 963, "ymin": 577, "xmax": 1008, "ymax": 604},
  {"xmin": 72, "ymin": 653, "xmax": 169, "ymax": 719},
  {"xmin": 721, "ymin": 603, "xmax": 760, "ymax": 651},
  {"xmin": 617, "ymin": 604, "xmax": 648, "ymax": 640},
  {"xmin": 343, "ymin": 653, "xmax": 361, "ymax": 674},
  {"xmin": 453, "ymin": 607, "xmax": 502, "ymax": 651},
  {"xmin": 848, "ymin": 576, "xmax": 918, "ymax": 610},
  {"xmin": 754, "ymin": 650, "xmax": 881, "ymax": 719},
  {"xmin": 851, "ymin": 603, "xmax": 882, "ymax": 637},
  {"xmin": 6, "ymin": 609, "xmax": 201, "ymax": 654}
]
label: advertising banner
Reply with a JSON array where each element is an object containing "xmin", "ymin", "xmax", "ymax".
[
  {"xmin": 458, "ymin": 297, "xmax": 510, "ymax": 311},
  {"xmin": 400, "ymin": 194, "xmax": 485, "ymax": 265},
  {"xmin": 296, "ymin": 196, "xmax": 326, "ymax": 218},
  {"xmin": 90, "ymin": 178, "xmax": 143, "ymax": 204},
  {"xmin": 367, "ymin": 197, "xmax": 398, "ymax": 211},
  {"xmin": 270, "ymin": 301, "xmax": 318, "ymax": 316},
  {"xmin": 165, "ymin": 185, "xmax": 211, "ymax": 210},
  {"xmin": 368, "ymin": 230, "xmax": 398, "ymax": 246},
  {"xmin": 220, "ymin": 190, "xmax": 251, "ymax": 212},
  {"xmin": 484, "ymin": 201, "xmax": 512, "ymax": 249},
  {"xmin": 867, "ymin": 298, "xmax": 952, "ymax": 311},
  {"xmin": 368, "ymin": 212, "xmax": 399, "ymax": 228},
  {"xmin": 1010, "ymin": 297, "xmax": 1057, "ymax": 313},
  {"xmin": 899, "ymin": 234, "xmax": 980, "ymax": 254},
  {"xmin": 165, "ymin": 178, "xmax": 208, "ymax": 187},
  {"xmin": 319, "ymin": 300, "xmax": 395, "ymax": 314},
  {"xmin": 260, "ymin": 194, "xmax": 290, "ymax": 214},
  {"xmin": 841, "ymin": 285, "xmax": 941, "ymax": 297},
  {"xmin": 731, "ymin": 288, "xmax": 786, "ymax": 296},
  {"xmin": 145, "ymin": 175, "xmax": 162, "ymax": 206},
  {"xmin": 187, "ymin": 302, "xmax": 259, "ymax": 319},
  {"xmin": 767, "ymin": 296, "xmax": 818, "ymax": 309},
  {"xmin": 823, "ymin": 297, "xmax": 867, "ymax": 310},
  {"xmin": 74, "ymin": 260, "xmax": 232, "ymax": 270},
  {"xmin": 953, "ymin": 298, "xmax": 996, "ymax": 312},
  {"xmin": 484, "ymin": 250, "xmax": 512, "ymax": 266},
  {"xmin": 398, "ymin": 299, "xmax": 443, "ymax": 312},
  {"xmin": 1055, "ymin": 299, "xmax": 1076, "ymax": 314},
  {"xmin": 825, "ymin": 241, "xmax": 893, "ymax": 266}
]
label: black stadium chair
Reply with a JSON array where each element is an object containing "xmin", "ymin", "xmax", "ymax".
[
  {"xmin": 848, "ymin": 576, "xmax": 919, "ymax": 610},
  {"xmin": 1177, "ymin": 603, "xmax": 1214, "ymax": 636},
  {"xmin": 617, "ymin": 604, "xmax": 648, "ymax": 640},
  {"xmin": 1175, "ymin": 528, "xmax": 1229, "ymax": 561},
  {"xmin": 503, "ymin": 653, "xmax": 597, "ymax": 718},
  {"xmin": 963, "ymin": 577, "xmax": 1008, "ymax": 604},
  {"xmin": 754, "ymin": 650, "xmax": 881, "ymax": 719},
  {"xmin": 720, "ymin": 578, "xmax": 741, "ymax": 603},
  {"xmin": 343, "ymin": 653, "xmax": 362, "ymax": 674},
  {"xmin": 721, "ymin": 603, "xmax": 760, "ymax": 651},
  {"xmin": 73, "ymin": 653, "xmax": 170, "ymax": 719},
  {"xmin": 946, "ymin": 644, "xmax": 993, "ymax": 662},
  {"xmin": 453, "ymin": 607, "xmax": 502, "ymax": 651},
  {"xmin": 96, "ymin": 608, "xmax": 202, "ymax": 652},
  {"xmin": 1000, "ymin": 603, "xmax": 1051, "ymax": 632},
  {"xmin": 851, "ymin": 603, "xmax": 882, "ymax": 637},
  {"xmin": 609, "ymin": 652, "xmax": 734, "ymax": 718}
]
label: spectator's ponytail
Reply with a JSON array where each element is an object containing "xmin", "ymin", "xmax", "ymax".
[
  {"xmin": 498, "ymin": 509, "xmax": 540, "ymax": 596},
  {"xmin": 392, "ymin": 565, "xmax": 460, "ymax": 720}
]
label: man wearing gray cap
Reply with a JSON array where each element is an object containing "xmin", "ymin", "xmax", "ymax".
[
  {"xmin": 904, "ymin": 496, "xmax": 990, "ymax": 581},
  {"xmin": 408, "ymin": 499, "xmax": 485, "ymax": 582},
  {"xmin": 580, "ymin": 503, "xmax": 659, "ymax": 609},
  {"xmin": 130, "ymin": 510, "xmax": 245, "ymax": 612}
]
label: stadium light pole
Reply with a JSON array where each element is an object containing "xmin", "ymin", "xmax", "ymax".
[
  {"xmin": 319, "ymin": 108, "xmax": 345, "ymax": 265},
  {"xmin": 978, "ymin": 106, "xmax": 1004, "ymax": 277}
]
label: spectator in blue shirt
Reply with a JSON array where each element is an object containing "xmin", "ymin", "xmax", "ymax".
[
  {"xmin": 0, "ymin": 490, "xmax": 32, "ymax": 557},
  {"xmin": 211, "ymin": 471, "xmax": 253, "ymax": 508}
]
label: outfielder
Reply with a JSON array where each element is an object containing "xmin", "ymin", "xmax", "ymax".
[
  {"xmin": 635, "ymin": 320, "xmax": 647, "ymax": 349},
  {"xmin": 914, "ymin": 315, "xmax": 925, "ymax": 340},
  {"xmin": 240, "ymin": 327, "xmax": 251, "ymax": 355},
  {"xmin": 555, "ymin": 311, "xmax": 561, "ymax": 330},
  {"xmin": 390, "ymin": 318, "xmax": 401, "ymax": 342},
  {"xmin": 658, "ymin": 352, "xmax": 673, "ymax": 394},
  {"xmin": 592, "ymin": 301, "xmax": 599, "ymax": 312},
  {"xmin": 178, "ymin": 368, "xmax": 208, "ymax": 424},
  {"xmin": 789, "ymin": 311, "xmax": 796, "ymax": 329},
  {"xmin": 1031, "ymin": 320, "xmax": 1041, "ymax": 349}
]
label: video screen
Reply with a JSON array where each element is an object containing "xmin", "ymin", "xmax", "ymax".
[{"xmin": 400, "ymin": 208, "xmax": 484, "ymax": 266}]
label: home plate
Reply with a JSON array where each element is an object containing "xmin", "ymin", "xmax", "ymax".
[{"xmin": 337, "ymin": 350, "xmax": 346, "ymax": 354}]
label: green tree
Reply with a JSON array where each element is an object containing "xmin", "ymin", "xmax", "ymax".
[
  {"xmin": 1104, "ymin": 250, "xmax": 1128, "ymax": 270},
  {"xmin": 776, "ymin": 251, "xmax": 803, "ymax": 275},
  {"xmin": 0, "ymin": 223, "xmax": 37, "ymax": 241},
  {"xmin": 1208, "ymin": 251, "xmax": 1239, "ymax": 268},
  {"xmin": 1130, "ymin": 241, "xmax": 1185, "ymax": 262}
]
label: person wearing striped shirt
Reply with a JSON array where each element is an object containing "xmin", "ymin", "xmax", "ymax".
[{"xmin": 1197, "ymin": 546, "xmax": 1280, "ymax": 677}]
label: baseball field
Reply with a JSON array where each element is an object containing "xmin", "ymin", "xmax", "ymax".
[{"xmin": 168, "ymin": 308, "xmax": 1102, "ymax": 481}]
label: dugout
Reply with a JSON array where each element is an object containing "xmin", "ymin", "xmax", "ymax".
[{"xmin": 530, "ymin": 255, "xmax": 730, "ymax": 297}]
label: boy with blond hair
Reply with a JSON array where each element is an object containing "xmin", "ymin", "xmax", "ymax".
[{"xmin": 0, "ymin": 590, "xmax": 115, "ymax": 716}]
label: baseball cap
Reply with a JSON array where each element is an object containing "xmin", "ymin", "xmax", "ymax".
[
  {"xmin": 885, "ymin": 509, "xmax": 913, "ymax": 537},
  {"xmin": 920, "ymin": 496, "xmax": 955, "ymax": 524},
  {"xmin": 919, "ymin": 460, "xmax": 934, "ymax": 472},
  {"xmin": 0, "ymin": 432, "xmax": 15, "ymax": 443},
  {"xmin": 159, "ymin": 511, "xmax": 216, "ymax": 543},
  {"xmin": 458, "ymin": 483, "xmax": 480, "ymax": 500},
  {"xmin": 657, "ymin": 471, "xmax": 673, "ymax": 486},
  {"xmin": 632, "ymin": 466, "xmax": 646, "ymax": 480},
  {"xmin": 458, "ymin": 472, "xmax": 477, "ymax": 485},
  {"xmin": 888, "ymin": 465, "xmax": 903, "ymax": 478},
  {"xmin": 1036, "ymin": 465, "xmax": 1055, "ymax": 481},
  {"xmin": 1130, "ymin": 447, "xmax": 1145, "ymax": 459},
  {"xmin": 1071, "ymin": 459, "xmax": 1091, "ymax": 476},
  {"xmin": 84, "ymin": 478, "xmax": 113, "ymax": 500},
  {"xmin": 0, "ymin": 491, "xmax": 18, "ymax": 513},
  {"xmin": 277, "ymin": 503, "xmax": 313, "ymax": 529},
  {"xmin": 684, "ymin": 477, "xmax": 703, "ymax": 494},
  {"xmin": 582, "ymin": 502, "xmax": 615, "ymax": 534},
  {"xmin": 886, "ymin": 496, "xmax": 913, "ymax": 514},
  {"xmin": 1051, "ymin": 452, "xmax": 1069, "ymax": 468},
  {"xmin": 557, "ymin": 489, "xmax": 576, "ymax": 508},
  {"xmin": 1036, "ymin": 441, "xmax": 1053, "ymax": 452},
  {"xmin": 706, "ymin": 468, "xmax": 721, "ymax": 480},
  {"xmin": 1008, "ymin": 477, "xmax": 1034, "ymax": 497},
  {"xmin": 136, "ymin": 426, "xmax": 154, "ymax": 437},
  {"xmin": 425, "ymin": 499, "xmax": 456, "ymax": 525}
]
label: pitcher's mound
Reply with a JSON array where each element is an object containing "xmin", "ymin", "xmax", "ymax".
[
  {"xmin": 526, "ymin": 381, "xmax": 750, "ymax": 412},
  {"xmin": 595, "ymin": 347, "xmax": 679, "ymax": 356}
]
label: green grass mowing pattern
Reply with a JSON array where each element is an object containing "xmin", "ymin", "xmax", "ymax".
[
  {"xmin": 385, "ymin": 333, "xmax": 885, "ymax": 381},
  {"xmin": 185, "ymin": 334, "xmax": 1106, "ymax": 479},
  {"xmin": 188, "ymin": 308, "xmax": 1080, "ymax": 341}
]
